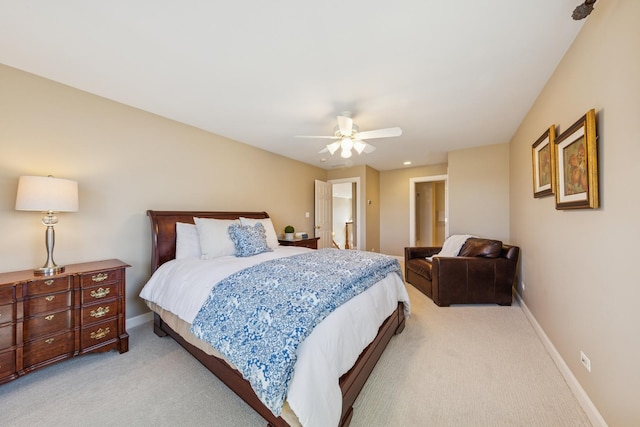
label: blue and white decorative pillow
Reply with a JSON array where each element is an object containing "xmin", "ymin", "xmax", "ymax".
[{"xmin": 228, "ymin": 222, "xmax": 273, "ymax": 257}]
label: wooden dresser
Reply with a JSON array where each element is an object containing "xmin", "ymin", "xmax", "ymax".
[{"xmin": 0, "ymin": 259, "xmax": 129, "ymax": 385}]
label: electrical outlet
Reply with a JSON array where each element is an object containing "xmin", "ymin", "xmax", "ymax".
[{"xmin": 580, "ymin": 351, "xmax": 591, "ymax": 372}]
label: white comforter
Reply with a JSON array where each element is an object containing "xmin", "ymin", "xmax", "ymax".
[{"xmin": 139, "ymin": 246, "xmax": 410, "ymax": 427}]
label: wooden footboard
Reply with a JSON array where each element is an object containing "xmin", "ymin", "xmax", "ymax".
[{"xmin": 153, "ymin": 302, "xmax": 405, "ymax": 427}]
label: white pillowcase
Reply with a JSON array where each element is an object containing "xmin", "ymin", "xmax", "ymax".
[
  {"xmin": 175, "ymin": 222, "xmax": 201, "ymax": 259},
  {"xmin": 239, "ymin": 217, "xmax": 280, "ymax": 249},
  {"xmin": 194, "ymin": 217, "xmax": 240, "ymax": 259}
]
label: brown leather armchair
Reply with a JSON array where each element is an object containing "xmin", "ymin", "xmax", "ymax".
[{"xmin": 404, "ymin": 238, "xmax": 519, "ymax": 307}]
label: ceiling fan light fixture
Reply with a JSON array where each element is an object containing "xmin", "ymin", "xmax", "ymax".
[
  {"xmin": 353, "ymin": 140, "xmax": 366, "ymax": 154},
  {"xmin": 298, "ymin": 113, "xmax": 402, "ymax": 160},
  {"xmin": 326, "ymin": 142, "xmax": 340, "ymax": 155}
]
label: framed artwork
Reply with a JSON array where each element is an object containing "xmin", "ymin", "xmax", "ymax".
[
  {"xmin": 554, "ymin": 109, "xmax": 599, "ymax": 209},
  {"xmin": 532, "ymin": 126, "xmax": 556, "ymax": 198}
]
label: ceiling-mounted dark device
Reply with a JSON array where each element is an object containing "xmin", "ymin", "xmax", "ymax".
[{"xmin": 572, "ymin": 0, "xmax": 597, "ymax": 20}]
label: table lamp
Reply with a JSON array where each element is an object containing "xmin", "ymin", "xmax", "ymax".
[{"xmin": 15, "ymin": 175, "xmax": 79, "ymax": 276}]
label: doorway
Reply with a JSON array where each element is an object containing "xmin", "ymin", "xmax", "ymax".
[
  {"xmin": 327, "ymin": 177, "xmax": 361, "ymax": 250},
  {"xmin": 332, "ymin": 182, "xmax": 355, "ymax": 249},
  {"xmin": 409, "ymin": 175, "xmax": 448, "ymax": 247}
]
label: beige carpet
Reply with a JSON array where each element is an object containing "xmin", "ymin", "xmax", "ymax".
[{"xmin": 0, "ymin": 285, "xmax": 591, "ymax": 426}]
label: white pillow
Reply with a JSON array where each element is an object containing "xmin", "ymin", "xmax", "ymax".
[
  {"xmin": 175, "ymin": 222, "xmax": 201, "ymax": 259},
  {"xmin": 194, "ymin": 217, "xmax": 240, "ymax": 259},
  {"xmin": 239, "ymin": 217, "xmax": 280, "ymax": 249}
]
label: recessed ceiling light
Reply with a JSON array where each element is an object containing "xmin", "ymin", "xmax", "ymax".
[{"xmin": 403, "ymin": 161, "xmax": 412, "ymax": 165}]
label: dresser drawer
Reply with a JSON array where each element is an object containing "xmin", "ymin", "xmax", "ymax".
[
  {"xmin": 0, "ymin": 324, "xmax": 15, "ymax": 349},
  {"xmin": 24, "ymin": 331, "xmax": 75, "ymax": 368},
  {"xmin": 80, "ymin": 268, "xmax": 121, "ymax": 288},
  {"xmin": 0, "ymin": 350, "xmax": 15, "ymax": 379},
  {"xmin": 24, "ymin": 291, "xmax": 72, "ymax": 317},
  {"xmin": 0, "ymin": 287, "xmax": 14, "ymax": 303},
  {"xmin": 81, "ymin": 318, "xmax": 117, "ymax": 349},
  {"xmin": 0, "ymin": 304, "xmax": 13, "ymax": 325},
  {"xmin": 81, "ymin": 300, "xmax": 118, "ymax": 326},
  {"xmin": 24, "ymin": 309, "xmax": 74, "ymax": 341},
  {"xmin": 82, "ymin": 282, "xmax": 119, "ymax": 304},
  {"xmin": 26, "ymin": 276, "xmax": 70, "ymax": 296}
]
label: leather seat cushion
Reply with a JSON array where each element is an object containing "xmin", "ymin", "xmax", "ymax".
[
  {"xmin": 407, "ymin": 258, "xmax": 432, "ymax": 280},
  {"xmin": 459, "ymin": 238, "xmax": 503, "ymax": 258}
]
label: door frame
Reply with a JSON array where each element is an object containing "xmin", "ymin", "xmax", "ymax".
[
  {"xmin": 409, "ymin": 175, "xmax": 448, "ymax": 247},
  {"xmin": 314, "ymin": 179, "xmax": 333, "ymax": 249},
  {"xmin": 328, "ymin": 177, "xmax": 362, "ymax": 251}
]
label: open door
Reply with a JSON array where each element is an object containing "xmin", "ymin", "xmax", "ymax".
[
  {"xmin": 314, "ymin": 180, "xmax": 333, "ymax": 249},
  {"xmin": 409, "ymin": 175, "xmax": 448, "ymax": 247}
]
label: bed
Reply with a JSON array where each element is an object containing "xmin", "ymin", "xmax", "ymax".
[{"xmin": 140, "ymin": 210, "xmax": 409, "ymax": 427}]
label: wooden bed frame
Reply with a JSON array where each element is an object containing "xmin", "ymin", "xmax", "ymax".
[{"xmin": 146, "ymin": 210, "xmax": 406, "ymax": 427}]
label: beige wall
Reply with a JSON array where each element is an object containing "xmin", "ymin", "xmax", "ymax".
[
  {"xmin": 0, "ymin": 64, "xmax": 326, "ymax": 318},
  {"xmin": 434, "ymin": 181, "xmax": 446, "ymax": 244},
  {"xmin": 364, "ymin": 166, "xmax": 380, "ymax": 252},
  {"xmin": 379, "ymin": 164, "xmax": 448, "ymax": 256},
  {"xmin": 509, "ymin": 1, "xmax": 640, "ymax": 424},
  {"xmin": 448, "ymin": 143, "xmax": 510, "ymax": 241}
]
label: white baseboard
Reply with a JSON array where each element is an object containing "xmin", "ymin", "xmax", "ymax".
[
  {"xmin": 126, "ymin": 311, "xmax": 153, "ymax": 329},
  {"xmin": 515, "ymin": 292, "xmax": 608, "ymax": 427}
]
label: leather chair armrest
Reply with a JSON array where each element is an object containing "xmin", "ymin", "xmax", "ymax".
[{"xmin": 404, "ymin": 246, "xmax": 441, "ymax": 260}]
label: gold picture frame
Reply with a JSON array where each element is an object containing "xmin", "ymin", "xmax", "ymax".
[
  {"xmin": 554, "ymin": 109, "xmax": 599, "ymax": 209},
  {"xmin": 532, "ymin": 126, "xmax": 556, "ymax": 198}
]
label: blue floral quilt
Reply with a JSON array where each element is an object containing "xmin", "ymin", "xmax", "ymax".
[{"xmin": 189, "ymin": 248, "xmax": 402, "ymax": 416}]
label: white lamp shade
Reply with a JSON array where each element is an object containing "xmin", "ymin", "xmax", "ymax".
[
  {"xmin": 15, "ymin": 176, "xmax": 79, "ymax": 212},
  {"xmin": 326, "ymin": 142, "xmax": 340, "ymax": 155}
]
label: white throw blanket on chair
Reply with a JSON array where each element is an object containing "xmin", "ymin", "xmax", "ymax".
[{"xmin": 426, "ymin": 234, "xmax": 475, "ymax": 260}]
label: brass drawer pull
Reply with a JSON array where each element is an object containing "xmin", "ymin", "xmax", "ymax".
[
  {"xmin": 91, "ymin": 273, "xmax": 109, "ymax": 282},
  {"xmin": 90, "ymin": 307, "xmax": 110, "ymax": 318},
  {"xmin": 45, "ymin": 338, "xmax": 55, "ymax": 344},
  {"xmin": 45, "ymin": 295, "xmax": 55, "ymax": 302},
  {"xmin": 90, "ymin": 327, "xmax": 110, "ymax": 340},
  {"xmin": 90, "ymin": 288, "xmax": 110, "ymax": 299},
  {"xmin": 44, "ymin": 279, "xmax": 54, "ymax": 286},
  {"xmin": 45, "ymin": 314, "xmax": 55, "ymax": 321}
]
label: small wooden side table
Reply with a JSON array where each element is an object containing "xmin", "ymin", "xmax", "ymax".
[{"xmin": 278, "ymin": 237, "xmax": 320, "ymax": 250}]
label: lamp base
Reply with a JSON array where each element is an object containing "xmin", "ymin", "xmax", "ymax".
[{"xmin": 34, "ymin": 265, "xmax": 65, "ymax": 276}]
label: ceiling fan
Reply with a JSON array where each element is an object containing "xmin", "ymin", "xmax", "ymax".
[{"xmin": 296, "ymin": 112, "xmax": 402, "ymax": 159}]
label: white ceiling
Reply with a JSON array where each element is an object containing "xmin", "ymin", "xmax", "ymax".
[{"xmin": 0, "ymin": 1, "xmax": 586, "ymax": 171}]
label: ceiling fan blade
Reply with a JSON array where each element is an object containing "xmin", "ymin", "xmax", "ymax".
[
  {"xmin": 363, "ymin": 143, "xmax": 376, "ymax": 154},
  {"xmin": 318, "ymin": 147, "xmax": 329, "ymax": 153},
  {"xmin": 337, "ymin": 115, "xmax": 353, "ymax": 136},
  {"xmin": 355, "ymin": 127, "xmax": 402, "ymax": 140},
  {"xmin": 295, "ymin": 135, "xmax": 340, "ymax": 139}
]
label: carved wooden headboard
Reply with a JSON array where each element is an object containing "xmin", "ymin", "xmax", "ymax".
[{"xmin": 146, "ymin": 210, "xmax": 269, "ymax": 272}]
